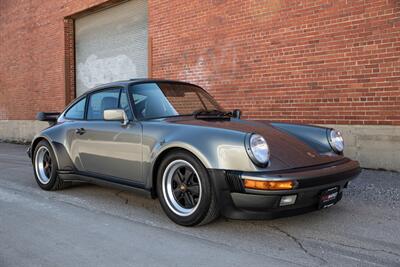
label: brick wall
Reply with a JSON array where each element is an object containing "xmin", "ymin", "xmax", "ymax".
[
  {"xmin": 0, "ymin": 0, "xmax": 118, "ymax": 120},
  {"xmin": 149, "ymin": 0, "xmax": 400, "ymax": 125},
  {"xmin": 0, "ymin": 0, "xmax": 399, "ymax": 125}
]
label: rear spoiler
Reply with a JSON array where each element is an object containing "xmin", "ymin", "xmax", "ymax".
[{"xmin": 36, "ymin": 112, "xmax": 60, "ymax": 125}]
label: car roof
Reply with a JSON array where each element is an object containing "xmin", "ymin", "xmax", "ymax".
[{"xmin": 83, "ymin": 78, "xmax": 201, "ymax": 96}]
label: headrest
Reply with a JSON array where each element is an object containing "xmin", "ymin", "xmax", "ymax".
[{"xmin": 101, "ymin": 97, "xmax": 118, "ymax": 111}]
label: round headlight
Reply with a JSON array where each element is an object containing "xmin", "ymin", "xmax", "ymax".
[
  {"xmin": 329, "ymin": 129, "xmax": 344, "ymax": 153},
  {"xmin": 246, "ymin": 134, "xmax": 270, "ymax": 167}
]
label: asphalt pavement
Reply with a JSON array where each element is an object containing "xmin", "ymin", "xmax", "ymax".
[{"xmin": 0, "ymin": 142, "xmax": 399, "ymax": 267}]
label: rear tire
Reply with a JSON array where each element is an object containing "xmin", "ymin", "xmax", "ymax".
[
  {"xmin": 33, "ymin": 140, "xmax": 69, "ymax": 190},
  {"xmin": 156, "ymin": 151, "xmax": 219, "ymax": 226}
]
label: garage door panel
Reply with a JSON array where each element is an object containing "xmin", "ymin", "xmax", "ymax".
[{"xmin": 75, "ymin": 0, "xmax": 147, "ymax": 96}]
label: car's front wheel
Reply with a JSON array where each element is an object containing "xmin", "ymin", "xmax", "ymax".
[
  {"xmin": 33, "ymin": 140, "xmax": 69, "ymax": 190},
  {"xmin": 157, "ymin": 151, "xmax": 219, "ymax": 226}
]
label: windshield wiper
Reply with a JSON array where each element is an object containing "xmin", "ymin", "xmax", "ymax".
[{"xmin": 192, "ymin": 109, "xmax": 233, "ymax": 119}]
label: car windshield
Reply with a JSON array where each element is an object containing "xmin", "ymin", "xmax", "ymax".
[{"xmin": 128, "ymin": 82, "xmax": 224, "ymax": 120}]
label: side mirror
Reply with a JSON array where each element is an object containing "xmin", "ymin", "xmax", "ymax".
[
  {"xmin": 232, "ymin": 109, "xmax": 241, "ymax": 119},
  {"xmin": 104, "ymin": 109, "xmax": 129, "ymax": 126}
]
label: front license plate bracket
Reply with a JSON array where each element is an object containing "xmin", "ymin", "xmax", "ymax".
[{"xmin": 318, "ymin": 187, "xmax": 339, "ymax": 209}]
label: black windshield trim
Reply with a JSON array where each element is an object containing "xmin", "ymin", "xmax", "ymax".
[
  {"xmin": 137, "ymin": 114, "xmax": 195, "ymax": 121},
  {"xmin": 138, "ymin": 111, "xmax": 233, "ymax": 121}
]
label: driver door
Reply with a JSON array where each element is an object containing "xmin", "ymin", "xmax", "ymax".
[{"xmin": 74, "ymin": 87, "xmax": 143, "ymax": 184}]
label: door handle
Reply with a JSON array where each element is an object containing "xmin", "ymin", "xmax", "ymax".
[{"xmin": 75, "ymin": 128, "xmax": 86, "ymax": 135}]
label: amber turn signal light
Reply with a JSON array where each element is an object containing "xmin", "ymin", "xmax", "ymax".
[{"xmin": 244, "ymin": 179, "xmax": 295, "ymax": 190}]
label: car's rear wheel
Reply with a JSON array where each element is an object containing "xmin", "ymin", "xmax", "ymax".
[
  {"xmin": 33, "ymin": 140, "xmax": 69, "ymax": 190},
  {"xmin": 157, "ymin": 151, "xmax": 219, "ymax": 226}
]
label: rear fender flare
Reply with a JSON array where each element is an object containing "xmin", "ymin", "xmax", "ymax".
[{"xmin": 31, "ymin": 136, "xmax": 74, "ymax": 171}]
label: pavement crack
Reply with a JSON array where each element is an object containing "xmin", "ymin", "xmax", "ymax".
[
  {"xmin": 115, "ymin": 190, "xmax": 129, "ymax": 204},
  {"xmin": 270, "ymin": 225, "xmax": 328, "ymax": 264},
  {"xmin": 33, "ymin": 192, "xmax": 303, "ymax": 266},
  {"xmin": 313, "ymin": 237, "xmax": 400, "ymax": 258}
]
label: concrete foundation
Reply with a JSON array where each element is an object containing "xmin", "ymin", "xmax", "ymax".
[
  {"xmin": 323, "ymin": 124, "xmax": 400, "ymax": 172},
  {"xmin": 0, "ymin": 120, "xmax": 398, "ymax": 171},
  {"xmin": 0, "ymin": 120, "xmax": 49, "ymax": 143}
]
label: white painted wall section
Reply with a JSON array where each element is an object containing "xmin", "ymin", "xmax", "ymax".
[{"xmin": 75, "ymin": 0, "xmax": 148, "ymax": 96}]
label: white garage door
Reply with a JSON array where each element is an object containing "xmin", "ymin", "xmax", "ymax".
[{"xmin": 75, "ymin": 0, "xmax": 147, "ymax": 96}]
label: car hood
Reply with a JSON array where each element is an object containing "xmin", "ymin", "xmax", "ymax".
[{"xmin": 165, "ymin": 117, "xmax": 342, "ymax": 170}]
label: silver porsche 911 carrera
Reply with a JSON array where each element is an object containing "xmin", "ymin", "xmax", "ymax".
[{"xmin": 28, "ymin": 79, "xmax": 361, "ymax": 226}]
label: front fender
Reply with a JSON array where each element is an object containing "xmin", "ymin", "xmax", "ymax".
[
  {"xmin": 141, "ymin": 122, "xmax": 261, "ymax": 189},
  {"xmin": 153, "ymin": 141, "xmax": 213, "ymax": 169},
  {"xmin": 270, "ymin": 122, "xmax": 334, "ymax": 154}
]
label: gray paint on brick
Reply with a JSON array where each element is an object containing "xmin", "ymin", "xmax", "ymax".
[{"xmin": 75, "ymin": 0, "xmax": 148, "ymax": 96}]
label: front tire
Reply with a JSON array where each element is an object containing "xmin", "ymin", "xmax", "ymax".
[
  {"xmin": 157, "ymin": 151, "xmax": 219, "ymax": 226},
  {"xmin": 33, "ymin": 140, "xmax": 68, "ymax": 190}
]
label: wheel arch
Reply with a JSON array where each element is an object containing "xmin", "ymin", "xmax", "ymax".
[
  {"xmin": 31, "ymin": 136, "xmax": 75, "ymax": 172},
  {"xmin": 31, "ymin": 136, "xmax": 59, "ymax": 164},
  {"xmin": 150, "ymin": 146, "xmax": 208, "ymax": 198}
]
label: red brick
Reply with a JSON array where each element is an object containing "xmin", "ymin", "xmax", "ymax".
[{"xmin": 0, "ymin": 0, "xmax": 399, "ymax": 125}]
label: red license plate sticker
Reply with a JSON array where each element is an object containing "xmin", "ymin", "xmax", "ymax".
[{"xmin": 319, "ymin": 187, "xmax": 339, "ymax": 209}]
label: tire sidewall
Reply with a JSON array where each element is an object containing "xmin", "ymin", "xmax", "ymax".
[
  {"xmin": 33, "ymin": 140, "xmax": 59, "ymax": 190},
  {"xmin": 157, "ymin": 151, "xmax": 212, "ymax": 226}
]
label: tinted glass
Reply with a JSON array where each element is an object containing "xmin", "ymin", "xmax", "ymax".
[
  {"xmin": 129, "ymin": 83, "xmax": 222, "ymax": 119},
  {"xmin": 87, "ymin": 89, "xmax": 120, "ymax": 120},
  {"xmin": 119, "ymin": 90, "xmax": 133, "ymax": 120},
  {"xmin": 64, "ymin": 97, "xmax": 86, "ymax": 120}
]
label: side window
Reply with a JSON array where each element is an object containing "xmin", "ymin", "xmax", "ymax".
[
  {"xmin": 64, "ymin": 97, "xmax": 86, "ymax": 120},
  {"xmin": 119, "ymin": 90, "xmax": 133, "ymax": 120},
  {"xmin": 87, "ymin": 89, "xmax": 120, "ymax": 120}
]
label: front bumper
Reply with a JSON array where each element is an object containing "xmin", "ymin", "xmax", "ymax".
[{"xmin": 209, "ymin": 158, "xmax": 361, "ymax": 220}]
